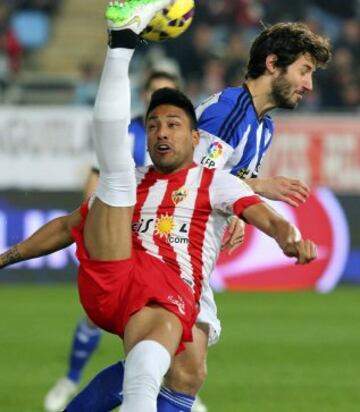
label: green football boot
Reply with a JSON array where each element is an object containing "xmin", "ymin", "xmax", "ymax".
[{"xmin": 105, "ymin": 0, "xmax": 173, "ymax": 34}]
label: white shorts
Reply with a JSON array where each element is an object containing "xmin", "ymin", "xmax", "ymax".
[{"xmin": 196, "ymin": 279, "xmax": 221, "ymax": 346}]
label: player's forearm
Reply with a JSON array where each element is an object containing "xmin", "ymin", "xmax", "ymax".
[
  {"xmin": 0, "ymin": 246, "xmax": 24, "ymax": 269},
  {"xmin": 0, "ymin": 217, "xmax": 74, "ymax": 269},
  {"xmin": 242, "ymin": 203, "xmax": 300, "ymax": 248},
  {"xmin": 268, "ymin": 218, "xmax": 301, "ymax": 250}
]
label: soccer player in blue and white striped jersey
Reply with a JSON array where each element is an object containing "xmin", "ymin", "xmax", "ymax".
[
  {"xmin": 195, "ymin": 22, "xmax": 331, "ymax": 208},
  {"xmin": 169, "ymin": 21, "xmax": 331, "ymax": 411}
]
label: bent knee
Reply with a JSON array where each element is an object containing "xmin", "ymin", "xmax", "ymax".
[{"xmin": 165, "ymin": 362, "xmax": 207, "ymax": 395}]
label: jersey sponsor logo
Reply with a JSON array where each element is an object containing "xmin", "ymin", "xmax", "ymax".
[
  {"xmin": 167, "ymin": 294, "xmax": 186, "ymax": 315},
  {"xmin": 168, "ymin": 222, "xmax": 190, "ymax": 245},
  {"xmin": 133, "ymin": 215, "xmax": 189, "ymax": 245},
  {"xmin": 132, "ymin": 218, "xmax": 154, "ymax": 233},
  {"xmin": 172, "ymin": 186, "xmax": 188, "ymax": 206},
  {"xmin": 154, "ymin": 214, "xmax": 176, "ymax": 239},
  {"xmin": 167, "ymin": 233, "xmax": 189, "ymax": 245}
]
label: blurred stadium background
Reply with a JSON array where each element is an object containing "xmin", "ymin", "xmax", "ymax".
[{"xmin": 0, "ymin": 1, "xmax": 359, "ymax": 411}]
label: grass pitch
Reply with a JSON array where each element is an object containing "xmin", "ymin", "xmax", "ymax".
[{"xmin": 0, "ymin": 285, "xmax": 359, "ymax": 412}]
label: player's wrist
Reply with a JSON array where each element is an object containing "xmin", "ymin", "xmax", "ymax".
[
  {"xmin": 244, "ymin": 177, "xmax": 261, "ymax": 194},
  {"xmin": 277, "ymin": 224, "xmax": 302, "ymax": 253}
]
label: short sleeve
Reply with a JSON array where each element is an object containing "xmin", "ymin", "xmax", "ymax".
[{"xmin": 210, "ymin": 170, "xmax": 263, "ymax": 217}]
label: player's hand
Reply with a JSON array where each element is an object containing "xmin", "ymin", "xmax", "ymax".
[
  {"xmin": 221, "ymin": 216, "xmax": 245, "ymax": 255},
  {"xmin": 282, "ymin": 239, "xmax": 317, "ymax": 264},
  {"xmin": 253, "ymin": 176, "xmax": 310, "ymax": 207}
]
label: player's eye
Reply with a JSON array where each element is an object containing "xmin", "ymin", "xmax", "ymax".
[{"xmin": 300, "ymin": 67, "xmax": 312, "ymax": 76}]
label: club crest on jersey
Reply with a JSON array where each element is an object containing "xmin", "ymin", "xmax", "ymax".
[
  {"xmin": 154, "ymin": 213, "xmax": 176, "ymax": 239},
  {"xmin": 172, "ymin": 186, "xmax": 188, "ymax": 206}
]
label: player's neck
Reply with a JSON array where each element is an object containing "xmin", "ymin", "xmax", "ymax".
[
  {"xmin": 245, "ymin": 77, "xmax": 276, "ymax": 119},
  {"xmin": 152, "ymin": 159, "xmax": 195, "ymax": 176}
]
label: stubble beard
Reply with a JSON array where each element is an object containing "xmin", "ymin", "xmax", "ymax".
[
  {"xmin": 152, "ymin": 152, "xmax": 181, "ymax": 174},
  {"xmin": 271, "ymin": 74, "xmax": 298, "ymax": 110}
]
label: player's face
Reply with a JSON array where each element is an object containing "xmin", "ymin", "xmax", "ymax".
[
  {"xmin": 271, "ymin": 53, "xmax": 315, "ymax": 109},
  {"xmin": 143, "ymin": 78, "xmax": 177, "ymax": 105},
  {"xmin": 146, "ymin": 104, "xmax": 200, "ymax": 174}
]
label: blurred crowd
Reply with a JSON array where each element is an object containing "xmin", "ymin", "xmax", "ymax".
[
  {"xmin": 0, "ymin": 0, "xmax": 59, "ymax": 81},
  {"xmin": 1, "ymin": 0, "xmax": 360, "ymax": 111},
  {"xmin": 4, "ymin": 0, "xmax": 60, "ymax": 14},
  {"xmin": 0, "ymin": 4, "xmax": 22, "ymax": 82}
]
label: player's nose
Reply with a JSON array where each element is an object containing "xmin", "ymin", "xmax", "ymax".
[
  {"xmin": 157, "ymin": 124, "xmax": 169, "ymax": 140},
  {"xmin": 303, "ymin": 74, "xmax": 313, "ymax": 92}
]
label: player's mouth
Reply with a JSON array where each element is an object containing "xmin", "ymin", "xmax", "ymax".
[
  {"xmin": 155, "ymin": 143, "xmax": 172, "ymax": 154},
  {"xmin": 295, "ymin": 90, "xmax": 305, "ymax": 99}
]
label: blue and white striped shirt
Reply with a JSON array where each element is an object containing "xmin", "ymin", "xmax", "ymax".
[{"xmin": 194, "ymin": 85, "xmax": 274, "ymax": 179}]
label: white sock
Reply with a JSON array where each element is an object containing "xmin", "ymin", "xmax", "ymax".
[
  {"xmin": 93, "ymin": 47, "xmax": 136, "ymax": 207},
  {"xmin": 121, "ymin": 340, "xmax": 171, "ymax": 412}
]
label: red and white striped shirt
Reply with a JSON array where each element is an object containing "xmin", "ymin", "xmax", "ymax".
[{"xmin": 133, "ymin": 163, "xmax": 261, "ymax": 302}]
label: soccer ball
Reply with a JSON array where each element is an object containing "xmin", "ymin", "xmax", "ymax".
[{"xmin": 141, "ymin": 0, "xmax": 195, "ymax": 42}]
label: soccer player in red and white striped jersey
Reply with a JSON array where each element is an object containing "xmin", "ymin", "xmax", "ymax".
[
  {"xmin": 132, "ymin": 161, "xmax": 259, "ymax": 304},
  {"xmin": 0, "ymin": 2, "xmax": 318, "ymax": 411}
]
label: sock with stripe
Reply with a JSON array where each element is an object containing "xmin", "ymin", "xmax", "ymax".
[
  {"xmin": 66, "ymin": 318, "xmax": 102, "ymax": 383},
  {"xmin": 157, "ymin": 386, "xmax": 195, "ymax": 412},
  {"xmin": 64, "ymin": 362, "xmax": 196, "ymax": 412}
]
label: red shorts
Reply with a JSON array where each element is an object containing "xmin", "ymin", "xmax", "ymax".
[{"xmin": 72, "ymin": 213, "xmax": 198, "ymax": 352}]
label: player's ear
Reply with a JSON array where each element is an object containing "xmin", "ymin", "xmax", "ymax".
[
  {"xmin": 192, "ymin": 129, "xmax": 200, "ymax": 147},
  {"xmin": 265, "ymin": 54, "xmax": 278, "ymax": 74}
]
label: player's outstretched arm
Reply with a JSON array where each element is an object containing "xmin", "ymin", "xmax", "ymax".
[
  {"xmin": 0, "ymin": 209, "xmax": 81, "ymax": 269},
  {"xmin": 241, "ymin": 202, "xmax": 317, "ymax": 264},
  {"xmin": 245, "ymin": 176, "xmax": 310, "ymax": 207}
]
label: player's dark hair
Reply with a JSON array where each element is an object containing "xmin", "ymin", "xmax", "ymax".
[
  {"xmin": 146, "ymin": 88, "xmax": 198, "ymax": 130},
  {"xmin": 143, "ymin": 71, "xmax": 181, "ymax": 91},
  {"xmin": 246, "ymin": 22, "xmax": 332, "ymax": 79}
]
